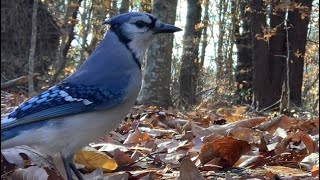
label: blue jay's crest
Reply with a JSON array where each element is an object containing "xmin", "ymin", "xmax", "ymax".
[{"xmin": 103, "ymin": 12, "xmax": 156, "ymax": 30}]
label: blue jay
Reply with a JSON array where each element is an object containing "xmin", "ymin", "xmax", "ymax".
[{"xmin": 1, "ymin": 12, "xmax": 181, "ymax": 180}]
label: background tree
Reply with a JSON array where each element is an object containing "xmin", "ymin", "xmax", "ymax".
[
  {"xmin": 235, "ymin": 0, "xmax": 253, "ymax": 104},
  {"xmin": 179, "ymin": 0, "xmax": 202, "ymax": 109},
  {"xmin": 137, "ymin": 0, "xmax": 179, "ymax": 107}
]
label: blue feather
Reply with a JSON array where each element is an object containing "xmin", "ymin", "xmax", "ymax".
[{"xmin": 1, "ymin": 83, "xmax": 127, "ymax": 133}]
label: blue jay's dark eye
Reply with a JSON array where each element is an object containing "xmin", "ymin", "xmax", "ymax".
[{"xmin": 135, "ymin": 21, "xmax": 148, "ymax": 28}]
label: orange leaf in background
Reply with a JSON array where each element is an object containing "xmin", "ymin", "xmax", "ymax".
[
  {"xmin": 199, "ymin": 137, "xmax": 251, "ymax": 167},
  {"xmin": 286, "ymin": 131, "xmax": 317, "ymax": 153},
  {"xmin": 74, "ymin": 148, "xmax": 117, "ymax": 173},
  {"xmin": 227, "ymin": 127, "xmax": 255, "ymax": 143},
  {"xmin": 123, "ymin": 129, "xmax": 151, "ymax": 145},
  {"xmin": 258, "ymin": 115, "xmax": 300, "ymax": 134},
  {"xmin": 311, "ymin": 165, "xmax": 319, "ymax": 177}
]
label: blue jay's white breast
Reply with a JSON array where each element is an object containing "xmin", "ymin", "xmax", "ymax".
[{"xmin": 1, "ymin": 73, "xmax": 141, "ymax": 157}]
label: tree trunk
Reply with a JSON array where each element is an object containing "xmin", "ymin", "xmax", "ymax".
[
  {"xmin": 226, "ymin": 0, "xmax": 237, "ymax": 91},
  {"xmin": 216, "ymin": 0, "xmax": 227, "ymax": 89},
  {"xmin": 28, "ymin": 0, "xmax": 38, "ymax": 97},
  {"xmin": 120, "ymin": 0, "xmax": 130, "ymax": 13},
  {"xmin": 140, "ymin": 0, "xmax": 152, "ymax": 13},
  {"xmin": 137, "ymin": 0, "xmax": 178, "ymax": 108},
  {"xmin": 235, "ymin": 0, "xmax": 253, "ymax": 104},
  {"xmin": 179, "ymin": 0, "xmax": 202, "ymax": 109},
  {"xmin": 287, "ymin": 0, "xmax": 313, "ymax": 106},
  {"xmin": 200, "ymin": 0, "xmax": 209, "ymax": 66},
  {"xmin": 251, "ymin": 0, "xmax": 274, "ymax": 110},
  {"xmin": 79, "ymin": 0, "xmax": 93, "ymax": 66},
  {"xmin": 268, "ymin": 0, "xmax": 286, "ymax": 104},
  {"xmin": 50, "ymin": 0, "xmax": 83, "ymax": 85}
]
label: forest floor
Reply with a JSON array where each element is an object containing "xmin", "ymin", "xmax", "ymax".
[{"xmin": 1, "ymin": 91, "xmax": 319, "ymax": 180}]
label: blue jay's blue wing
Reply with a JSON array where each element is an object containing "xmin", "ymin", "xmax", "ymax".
[{"xmin": 1, "ymin": 83, "xmax": 127, "ymax": 131}]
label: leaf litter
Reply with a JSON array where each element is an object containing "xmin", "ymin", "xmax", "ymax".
[{"xmin": 1, "ymin": 93, "xmax": 319, "ymax": 179}]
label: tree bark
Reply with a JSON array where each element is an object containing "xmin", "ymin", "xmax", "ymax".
[
  {"xmin": 287, "ymin": 0, "xmax": 313, "ymax": 106},
  {"xmin": 268, "ymin": 0, "xmax": 286, "ymax": 104},
  {"xmin": 28, "ymin": 0, "xmax": 39, "ymax": 97},
  {"xmin": 137, "ymin": 0, "xmax": 178, "ymax": 108},
  {"xmin": 50, "ymin": 0, "xmax": 83, "ymax": 85},
  {"xmin": 179, "ymin": 0, "xmax": 202, "ymax": 109},
  {"xmin": 251, "ymin": 0, "xmax": 274, "ymax": 110},
  {"xmin": 140, "ymin": 0, "xmax": 152, "ymax": 13},
  {"xmin": 200, "ymin": 0, "xmax": 209, "ymax": 67},
  {"xmin": 235, "ymin": 0, "xmax": 253, "ymax": 104},
  {"xmin": 120, "ymin": 0, "xmax": 130, "ymax": 13},
  {"xmin": 216, "ymin": 0, "xmax": 227, "ymax": 88}
]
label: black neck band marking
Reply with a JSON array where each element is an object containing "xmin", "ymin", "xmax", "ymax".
[{"xmin": 110, "ymin": 27, "xmax": 141, "ymax": 70}]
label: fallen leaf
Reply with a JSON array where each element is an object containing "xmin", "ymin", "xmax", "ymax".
[
  {"xmin": 300, "ymin": 153, "xmax": 319, "ymax": 171},
  {"xmin": 10, "ymin": 166, "xmax": 50, "ymax": 180},
  {"xmin": 311, "ymin": 165, "xmax": 319, "ymax": 177},
  {"xmin": 74, "ymin": 147, "xmax": 117, "ymax": 173},
  {"xmin": 1, "ymin": 145, "xmax": 53, "ymax": 169},
  {"xmin": 113, "ymin": 148, "xmax": 134, "ymax": 167},
  {"xmin": 123, "ymin": 129, "xmax": 151, "ymax": 145},
  {"xmin": 179, "ymin": 157, "xmax": 205, "ymax": 180},
  {"xmin": 264, "ymin": 165, "xmax": 308, "ymax": 177},
  {"xmin": 199, "ymin": 137, "xmax": 251, "ymax": 167},
  {"xmin": 258, "ymin": 115, "xmax": 300, "ymax": 134}
]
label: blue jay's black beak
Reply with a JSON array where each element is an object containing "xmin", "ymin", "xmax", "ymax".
[{"xmin": 154, "ymin": 23, "xmax": 182, "ymax": 34}]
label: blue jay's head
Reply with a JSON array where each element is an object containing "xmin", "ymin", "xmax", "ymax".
[{"xmin": 104, "ymin": 12, "xmax": 182, "ymax": 61}]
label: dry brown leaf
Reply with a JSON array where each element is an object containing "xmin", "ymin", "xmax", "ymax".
[
  {"xmin": 1, "ymin": 145, "xmax": 53, "ymax": 169},
  {"xmin": 258, "ymin": 115, "xmax": 300, "ymax": 134},
  {"xmin": 138, "ymin": 171, "xmax": 157, "ymax": 180},
  {"xmin": 74, "ymin": 147, "xmax": 117, "ymax": 173},
  {"xmin": 311, "ymin": 165, "xmax": 319, "ymax": 177},
  {"xmin": 179, "ymin": 157, "xmax": 205, "ymax": 180},
  {"xmin": 216, "ymin": 107, "xmax": 245, "ymax": 123},
  {"xmin": 282, "ymin": 131, "xmax": 318, "ymax": 153},
  {"xmin": 10, "ymin": 166, "xmax": 50, "ymax": 180},
  {"xmin": 156, "ymin": 139, "xmax": 188, "ymax": 153},
  {"xmin": 234, "ymin": 155, "xmax": 260, "ymax": 168},
  {"xmin": 199, "ymin": 137, "xmax": 251, "ymax": 167},
  {"xmin": 226, "ymin": 127, "xmax": 255, "ymax": 143},
  {"xmin": 113, "ymin": 148, "xmax": 134, "ymax": 167},
  {"xmin": 123, "ymin": 129, "xmax": 151, "ymax": 145},
  {"xmin": 264, "ymin": 166, "xmax": 308, "ymax": 177}
]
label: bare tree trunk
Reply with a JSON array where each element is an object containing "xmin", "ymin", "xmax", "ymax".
[
  {"xmin": 235, "ymin": 0, "xmax": 253, "ymax": 104},
  {"xmin": 287, "ymin": 0, "xmax": 313, "ymax": 106},
  {"xmin": 120, "ymin": 0, "xmax": 130, "ymax": 13},
  {"xmin": 86, "ymin": 0, "xmax": 110, "ymax": 55},
  {"xmin": 226, "ymin": 0, "xmax": 237, "ymax": 92},
  {"xmin": 140, "ymin": 0, "xmax": 152, "ymax": 13},
  {"xmin": 251, "ymin": 0, "xmax": 274, "ymax": 110},
  {"xmin": 179, "ymin": 0, "xmax": 202, "ymax": 109},
  {"xmin": 28, "ymin": 0, "xmax": 38, "ymax": 97},
  {"xmin": 137, "ymin": 0, "xmax": 178, "ymax": 108},
  {"xmin": 50, "ymin": 0, "xmax": 83, "ymax": 85},
  {"xmin": 215, "ymin": 0, "xmax": 228, "ymax": 89},
  {"xmin": 269, "ymin": 0, "xmax": 286, "ymax": 105},
  {"xmin": 79, "ymin": 0, "xmax": 93, "ymax": 65},
  {"xmin": 200, "ymin": 0, "xmax": 210, "ymax": 66}
]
